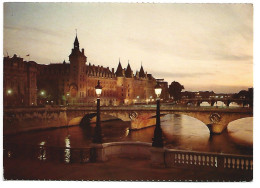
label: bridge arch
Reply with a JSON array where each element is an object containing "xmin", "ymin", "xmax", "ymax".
[
  {"xmin": 229, "ymin": 102, "xmax": 240, "ymax": 107},
  {"xmin": 68, "ymin": 116, "xmax": 83, "ymax": 126},
  {"xmin": 200, "ymin": 101, "xmax": 210, "ymax": 107},
  {"xmin": 68, "ymin": 112, "xmax": 129, "ymax": 127},
  {"xmin": 214, "ymin": 101, "xmax": 226, "ymax": 107}
]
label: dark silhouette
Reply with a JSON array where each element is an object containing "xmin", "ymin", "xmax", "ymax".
[{"xmin": 168, "ymin": 81, "xmax": 184, "ymax": 101}]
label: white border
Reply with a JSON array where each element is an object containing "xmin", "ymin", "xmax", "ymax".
[{"xmin": 1, "ymin": 0, "xmax": 259, "ymax": 187}]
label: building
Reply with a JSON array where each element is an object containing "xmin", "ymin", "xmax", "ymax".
[
  {"xmin": 36, "ymin": 35, "xmax": 167, "ymax": 106},
  {"xmin": 3, "ymin": 54, "xmax": 37, "ymax": 106},
  {"xmin": 3, "ymin": 35, "xmax": 169, "ymax": 107}
]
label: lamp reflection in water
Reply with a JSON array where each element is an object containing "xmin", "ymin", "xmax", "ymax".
[
  {"xmin": 38, "ymin": 141, "xmax": 46, "ymax": 161},
  {"xmin": 64, "ymin": 136, "xmax": 71, "ymax": 163}
]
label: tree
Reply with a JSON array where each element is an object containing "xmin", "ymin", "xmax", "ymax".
[{"xmin": 168, "ymin": 81, "xmax": 184, "ymax": 101}]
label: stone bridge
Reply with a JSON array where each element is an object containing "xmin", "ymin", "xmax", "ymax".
[
  {"xmin": 180, "ymin": 98, "xmax": 251, "ymax": 107},
  {"xmin": 4, "ymin": 106, "xmax": 253, "ymax": 135}
]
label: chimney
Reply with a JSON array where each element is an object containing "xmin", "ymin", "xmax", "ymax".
[
  {"xmin": 82, "ymin": 48, "xmax": 84, "ymax": 55},
  {"xmin": 112, "ymin": 68, "xmax": 114, "ymax": 73}
]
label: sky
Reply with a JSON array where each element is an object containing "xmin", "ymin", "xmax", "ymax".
[{"xmin": 3, "ymin": 3, "xmax": 253, "ymax": 93}]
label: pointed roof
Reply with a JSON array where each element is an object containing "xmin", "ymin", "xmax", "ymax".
[
  {"xmin": 125, "ymin": 62, "xmax": 132, "ymax": 78},
  {"xmin": 74, "ymin": 35, "xmax": 79, "ymax": 48},
  {"xmin": 139, "ymin": 65, "xmax": 145, "ymax": 78},
  {"xmin": 115, "ymin": 60, "xmax": 123, "ymax": 77}
]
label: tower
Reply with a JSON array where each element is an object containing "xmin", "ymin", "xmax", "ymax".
[{"xmin": 69, "ymin": 34, "xmax": 87, "ymax": 100}]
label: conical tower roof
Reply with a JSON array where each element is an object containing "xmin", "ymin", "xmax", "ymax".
[
  {"xmin": 115, "ymin": 60, "xmax": 123, "ymax": 77},
  {"xmin": 125, "ymin": 62, "xmax": 132, "ymax": 78},
  {"xmin": 74, "ymin": 35, "xmax": 79, "ymax": 49},
  {"xmin": 139, "ymin": 65, "xmax": 145, "ymax": 78}
]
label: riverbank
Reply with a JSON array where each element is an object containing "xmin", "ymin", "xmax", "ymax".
[{"xmin": 3, "ymin": 157, "xmax": 252, "ymax": 181}]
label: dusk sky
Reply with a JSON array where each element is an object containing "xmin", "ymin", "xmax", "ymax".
[{"xmin": 3, "ymin": 3, "xmax": 253, "ymax": 93}]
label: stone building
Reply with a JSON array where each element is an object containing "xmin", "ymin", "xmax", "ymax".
[
  {"xmin": 3, "ymin": 54, "xmax": 37, "ymax": 106},
  {"xmin": 5, "ymin": 35, "xmax": 169, "ymax": 106}
]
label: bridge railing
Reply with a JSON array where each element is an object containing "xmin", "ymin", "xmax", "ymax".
[{"xmin": 164, "ymin": 148, "xmax": 253, "ymax": 171}]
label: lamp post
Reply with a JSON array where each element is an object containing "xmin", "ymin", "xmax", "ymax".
[
  {"xmin": 66, "ymin": 93, "xmax": 70, "ymax": 106},
  {"xmin": 93, "ymin": 80, "xmax": 103, "ymax": 143},
  {"xmin": 152, "ymin": 82, "xmax": 164, "ymax": 147}
]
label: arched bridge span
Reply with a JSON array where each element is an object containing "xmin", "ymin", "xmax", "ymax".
[
  {"xmin": 4, "ymin": 106, "xmax": 252, "ymax": 135},
  {"xmin": 66, "ymin": 106, "xmax": 253, "ymax": 134}
]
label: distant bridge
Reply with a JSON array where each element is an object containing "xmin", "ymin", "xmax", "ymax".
[
  {"xmin": 4, "ymin": 106, "xmax": 253, "ymax": 135},
  {"xmin": 180, "ymin": 98, "xmax": 251, "ymax": 107}
]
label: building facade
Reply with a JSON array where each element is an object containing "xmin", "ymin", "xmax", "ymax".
[
  {"xmin": 3, "ymin": 54, "xmax": 37, "ymax": 106},
  {"xmin": 36, "ymin": 35, "xmax": 167, "ymax": 106},
  {"xmin": 4, "ymin": 35, "xmax": 169, "ymax": 106}
]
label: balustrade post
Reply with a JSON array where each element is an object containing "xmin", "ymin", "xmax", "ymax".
[{"xmin": 217, "ymin": 155, "xmax": 225, "ymax": 170}]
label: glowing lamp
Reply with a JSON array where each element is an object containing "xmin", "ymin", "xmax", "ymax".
[
  {"xmin": 7, "ymin": 89, "xmax": 12, "ymax": 94},
  {"xmin": 154, "ymin": 83, "xmax": 162, "ymax": 98},
  {"xmin": 95, "ymin": 80, "xmax": 102, "ymax": 98},
  {"xmin": 41, "ymin": 91, "xmax": 45, "ymax": 96}
]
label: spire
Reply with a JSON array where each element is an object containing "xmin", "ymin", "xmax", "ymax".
[
  {"xmin": 74, "ymin": 32, "xmax": 79, "ymax": 49},
  {"xmin": 115, "ymin": 60, "xmax": 123, "ymax": 77},
  {"xmin": 139, "ymin": 63, "xmax": 145, "ymax": 78},
  {"xmin": 125, "ymin": 61, "xmax": 132, "ymax": 78}
]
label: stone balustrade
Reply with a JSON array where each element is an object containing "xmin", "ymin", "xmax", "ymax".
[{"xmin": 164, "ymin": 148, "xmax": 253, "ymax": 171}]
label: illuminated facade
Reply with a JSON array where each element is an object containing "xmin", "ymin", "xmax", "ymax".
[{"xmin": 4, "ymin": 35, "xmax": 169, "ymax": 106}]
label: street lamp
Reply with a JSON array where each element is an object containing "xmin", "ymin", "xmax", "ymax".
[
  {"xmin": 152, "ymin": 82, "xmax": 163, "ymax": 147},
  {"xmin": 40, "ymin": 91, "xmax": 45, "ymax": 96},
  {"xmin": 7, "ymin": 89, "xmax": 12, "ymax": 95},
  {"xmin": 93, "ymin": 80, "xmax": 103, "ymax": 143}
]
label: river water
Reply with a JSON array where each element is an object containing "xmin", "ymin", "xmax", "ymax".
[{"xmin": 4, "ymin": 112, "xmax": 253, "ymax": 155}]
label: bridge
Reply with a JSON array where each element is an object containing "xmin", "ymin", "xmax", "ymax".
[
  {"xmin": 180, "ymin": 98, "xmax": 251, "ymax": 107},
  {"xmin": 4, "ymin": 105, "xmax": 253, "ymax": 135}
]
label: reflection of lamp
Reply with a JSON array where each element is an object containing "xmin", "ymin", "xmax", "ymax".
[
  {"xmin": 152, "ymin": 82, "xmax": 163, "ymax": 147},
  {"xmin": 93, "ymin": 80, "xmax": 103, "ymax": 143}
]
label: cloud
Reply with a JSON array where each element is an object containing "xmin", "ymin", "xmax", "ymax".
[
  {"xmin": 212, "ymin": 53, "xmax": 253, "ymax": 61},
  {"xmin": 4, "ymin": 25, "xmax": 63, "ymax": 37},
  {"xmin": 154, "ymin": 71, "xmax": 215, "ymax": 78}
]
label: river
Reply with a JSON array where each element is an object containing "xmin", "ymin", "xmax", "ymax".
[{"xmin": 4, "ymin": 112, "xmax": 253, "ymax": 155}]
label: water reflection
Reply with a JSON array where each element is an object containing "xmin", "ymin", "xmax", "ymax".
[
  {"xmin": 228, "ymin": 117, "xmax": 253, "ymax": 147},
  {"xmin": 38, "ymin": 141, "xmax": 46, "ymax": 161},
  {"xmin": 64, "ymin": 136, "xmax": 71, "ymax": 163},
  {"xmin": 4, "ymin": 114, "xmax": 253, "ymax": 155}
]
